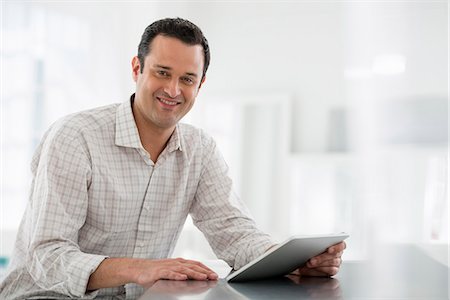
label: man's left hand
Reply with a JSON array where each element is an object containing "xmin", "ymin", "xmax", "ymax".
[{"xmin": 293, "ymin": 241, "xmax": 346, "ymax": 277}]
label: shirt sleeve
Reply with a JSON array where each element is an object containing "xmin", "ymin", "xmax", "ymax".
[
  {"xmin": 25, "ymin": 122, "xmax": 108, "ymax": 298},
  {"xmin": 190, "ymin": 136, "xmax": 275, "ymax": 270}
]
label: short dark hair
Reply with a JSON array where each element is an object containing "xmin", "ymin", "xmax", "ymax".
[{"xmin": 138, "ymin": 18, "xmax": 210, "ymax": 81}]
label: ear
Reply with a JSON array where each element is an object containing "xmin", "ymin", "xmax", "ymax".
[{"xmin": 131, "ymin": 56, "xmax": 141, "ymax": 82}]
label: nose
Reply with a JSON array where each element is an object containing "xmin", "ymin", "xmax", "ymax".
[{"xmin": 164, "ymin": 78, "xmax": 181, "ymax": 98}]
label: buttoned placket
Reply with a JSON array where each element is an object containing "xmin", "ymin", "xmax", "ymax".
[{"xmin": 132, "ymin": 148, "xmax": 155, "ymax": 258}]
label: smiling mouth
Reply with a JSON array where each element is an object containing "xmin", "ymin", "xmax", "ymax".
[{"xmin": 157, "ymin": 97, "xmax": 180, "ymax": 106}]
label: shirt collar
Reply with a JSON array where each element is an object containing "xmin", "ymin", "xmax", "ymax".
[
  {"xmin": 167, "ymin": 124, "xmax": 183, "ymax": 153},
  {"xmin": 115, "ymin": 94, "xmax": 143, "ymax": 149},
  {"xmin": 115, "ymin": 94, "xmax": 182, "ymax": 153}
]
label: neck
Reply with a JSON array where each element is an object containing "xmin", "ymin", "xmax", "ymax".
[
  {"xmin": 141, "ymin": 124, "xmax": 175, "ymax": 161},
  {"xmin": 132, "ymin": 105, "xmax": 175, "ymax": 163}
]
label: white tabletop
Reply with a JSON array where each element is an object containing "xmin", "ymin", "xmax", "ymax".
[{"xmin": 137, "ymin": 244, "xmax": 449, "ymax": 300}]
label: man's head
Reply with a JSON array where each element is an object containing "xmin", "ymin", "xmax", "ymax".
[
  {"xmin": 137, "ymin": 18, "xmax": 210, "ymax": 81},
  {"xmin": 131, "ymin": 18, "xmax": 209, "ymax": 134}
]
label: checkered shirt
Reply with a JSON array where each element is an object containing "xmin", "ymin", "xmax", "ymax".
[{"xmin": 0, "ymin": 96, "xmax": 273, "ymax": 299}]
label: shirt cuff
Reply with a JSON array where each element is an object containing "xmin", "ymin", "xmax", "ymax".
[{"xmin": 66, "ymin": 252, "xmax": 108, "ymax": 298}]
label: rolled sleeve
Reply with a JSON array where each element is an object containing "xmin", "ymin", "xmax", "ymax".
[
  {"xmin": 25, "ymin": 122, "xmax": 106, "ymax": 297},
  {"xmin": 65, "ymin": 253, "xmax": 108, "ymax": 298}
]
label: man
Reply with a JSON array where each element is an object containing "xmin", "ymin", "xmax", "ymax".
[{"xmin": 0, "ymin": 18, "xmax": 345, "ymax": 299}]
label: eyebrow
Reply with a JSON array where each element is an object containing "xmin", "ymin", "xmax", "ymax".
[
  {"xmin": 154, "ymin": 64, "xmax": 198, "ymax": 78},
  {"xmin": 154, "ymin": 64, "xmax": 171, "ymax": 70}
]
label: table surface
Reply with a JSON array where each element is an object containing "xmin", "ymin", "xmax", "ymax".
[{"xmin": 137, "ymin": 244, "xmax": 449, "ymax": 300}]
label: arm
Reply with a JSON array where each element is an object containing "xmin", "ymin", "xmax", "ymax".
[
  {"xmin": 190, "ymin": 137, "xmax": 275, "ymax": 270},
  {"xmin": 25, "ymin": 125, "xmax": 107, "ymax": 297},
  {"xmin": 190, "ymin": 135, "xmax": 346, "ymax": 275},
  {"xmin": 29, "ymin": 124, "xmax": 217, "ymax": 297},
  {"xmin": 87, "ymin": 257, "xmax": 217, "ymax": 291}
]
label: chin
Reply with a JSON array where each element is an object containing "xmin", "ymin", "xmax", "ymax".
[{"xmin": 155, "ymin": 120, "xmax": 178, "ymax": 129}]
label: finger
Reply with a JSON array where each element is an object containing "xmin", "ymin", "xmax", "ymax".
[
  {"xmin": 324, "ymin": 257, "xmax": 342, "ymax": 267},
  {"xmin": 180, "ymin": 268, "xmax": 208, "ymax": 280},
  {"xmin": 179, "ymin": 259, "xmax": 218, "ymax": 279},
  {"xmin": 184, "ymin": 264, "xmax": 218, "ymax": 280},
  {"xmin": 171, "ymin": 259, "xmax": 218, "ymax": 279},
  {"xmin": 176, "ymin": 265, "xmax": 220, "ymax": 281},
  {"xmin": 335, "ymin": 251, "xmax": 344, "ymax": 257},
  {"xmin": 190, "ymin": 264, "xmax": 218, "ymax": 280},
  {"xmin": 160, "ymin": 269, "xmax": 189, "ymax": 281},
  {"xmin": 184, "ymin": 259, "xmax": 217, "ymax": 274},
  {"xmin": 327, "ymin": 242, "xmax": 346, "ymax": 254},
  {"xmin": 308, "ymin": 250, "xmax": 344, "ymax": 267},
  {"xmin": 307, "ymin": 257, "xmax": 341, "ymax": 268}
]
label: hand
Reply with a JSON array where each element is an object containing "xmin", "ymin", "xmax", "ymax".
[
  {"xmin": 133, "ymin": 258, "xmax": 218, "ymax": 287},
  {"xmin": 293, "ymin": 241, "xmax": 346, "ymax": 277}
]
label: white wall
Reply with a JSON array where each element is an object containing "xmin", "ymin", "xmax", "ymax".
[{"xmin": 184, "ymin": 3, "xmax": 347, "ymax": 153}]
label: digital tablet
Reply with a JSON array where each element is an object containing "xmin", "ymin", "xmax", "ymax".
[{"xmin": 226, "ymin": 233, "xmax": 349, "ymax": 282}]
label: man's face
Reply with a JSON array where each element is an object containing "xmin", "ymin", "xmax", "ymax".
[{"xmin": 132, "ymin": 35, "xmax": 205, "ymax": 132}]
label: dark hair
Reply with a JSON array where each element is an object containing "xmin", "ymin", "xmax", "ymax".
[{"xmin": 138, "ymin": 18, "xmax": 210, "ymax": 81}]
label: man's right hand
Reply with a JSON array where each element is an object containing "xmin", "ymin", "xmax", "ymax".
[
  {"xmin": 87, "ymin": 257, "xmax": 218, "ymax": 291},
  {"xmin": 133, "ymin": 258, "xmax": 218, "ymax": 286}
]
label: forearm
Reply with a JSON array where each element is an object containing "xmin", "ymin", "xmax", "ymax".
[
  {"xmin": 87, "ymin": 257, "xmax": 218, "ymax": 292},
  {"xmin": 87, "ymin": 257, "xmax": 139, "ymax": 291},
  {"xmin": 26, "ymin": 232, "xmax": 110, "ymax": 296},
  {"xmin": 194, "ymin": 214, "xmax": 274, "ymax": 269}
]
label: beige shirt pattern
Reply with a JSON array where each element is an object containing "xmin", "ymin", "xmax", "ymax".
[{"xmin": 0, "ymin": 96, "xmax": 273, "ymax": 299}]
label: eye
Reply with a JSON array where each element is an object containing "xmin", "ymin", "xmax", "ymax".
[
  {"xmin": 181, "ymin": 77, "xmax": 194, "ymax": 85},
  {"xmin": 156, "ymin": 70, "xmax": 169, "ymax": 77}
]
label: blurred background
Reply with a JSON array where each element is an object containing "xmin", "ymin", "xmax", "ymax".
[{"xmin": 1, "ymin": 0, "xmax": 448, "ymax": 277}]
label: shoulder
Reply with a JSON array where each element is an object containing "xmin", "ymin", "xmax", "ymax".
[
  {"xmin": 177, "ymin": 123, "xmax": 216, "ymax": 151},
  {"xmin": 176, "ymin": 123, "xmax": 224, "ymax": 170},
  {"xmin": 44, "ymin": 103, "xmax": 120, "ymax": 143},
  {"xmin": 32, "ymin": 104, "xmax": 120, "ymax": 168}
]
